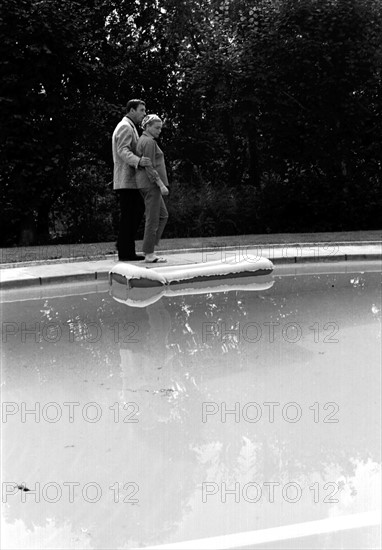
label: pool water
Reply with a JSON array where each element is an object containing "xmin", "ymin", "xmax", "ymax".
[{"xmin": 1, "ymin": 263, "xmax": 381, "ymax": 549}]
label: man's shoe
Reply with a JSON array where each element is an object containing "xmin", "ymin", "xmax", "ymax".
[{"xmin": 118, "ymin": 254, "xmax": 145, "ymax": 262}]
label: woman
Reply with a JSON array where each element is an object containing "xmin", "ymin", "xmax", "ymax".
[{"xmin": 136, "ymin": 114, "xmax": 169, "ymax": 263}]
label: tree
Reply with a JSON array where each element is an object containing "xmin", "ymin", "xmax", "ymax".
[{"xmin": 1, "ymin": 0, "xmax": 381, "ymax": 245}]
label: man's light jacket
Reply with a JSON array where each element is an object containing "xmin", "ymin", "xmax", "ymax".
[{"xmin": 112, "ymin": 116, "xmax": 141, "ymax": 190}]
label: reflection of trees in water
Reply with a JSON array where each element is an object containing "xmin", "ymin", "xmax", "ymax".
[
  {"xmin": 192, "ymin": 430, "xmax": 376, "ymax": 486},
  {"xmin": 167, "ymin": 290, "xmax": 248, "ymax": 355},
  {"xmin": 118, "ymin": 272, "xmax": 379, "ymax": 542},
  {"xmin": 6, "ymin": 271, "xmax": 378, "ymax": 387},
  {"xmin": 2, "ymin": 271, "xmax": 380, "ymax": 548},
  {"xmin": 166, "ymin": 271, "xmax": 381, "ymax": 360},
  {"xmin": 2, "ymin": 292, "xmax": 127, "ymax": 389}
]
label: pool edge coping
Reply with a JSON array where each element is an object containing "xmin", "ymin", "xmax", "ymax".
[
  {"xmin": 0, "ymin": 249, "xmax": 381, "ymax": 290},
  {"xmin": 1, "ymin": 239, "xmax": 381, "ymax": 270}
]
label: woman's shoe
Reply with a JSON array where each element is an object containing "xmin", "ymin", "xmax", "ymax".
[{"xmin": 144, "ymin": 255, "xmax": 167, "ymax": 263}]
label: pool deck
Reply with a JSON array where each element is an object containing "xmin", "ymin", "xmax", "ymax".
[{"xmin": 0, "ymin": 231, "xmax": 381, "ymax": 290}]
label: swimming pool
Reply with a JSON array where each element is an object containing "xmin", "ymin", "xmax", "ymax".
[{"xmin": 1, "ymin": 262, "xmax": 381, "ymax": 549}]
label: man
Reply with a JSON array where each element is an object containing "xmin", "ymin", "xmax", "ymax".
[{"xmin": 112, "ymin": 99, "xmax": 152, "ymax": 261}]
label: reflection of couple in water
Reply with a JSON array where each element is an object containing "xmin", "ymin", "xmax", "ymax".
[{"xmin": 118, "ymin": 300, "xmax": 187, "ymax": 424}]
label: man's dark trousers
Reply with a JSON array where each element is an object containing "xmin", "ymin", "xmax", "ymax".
[{"xmin": 116, "ymin": 189, "xmax": 145, "ymax": 259}]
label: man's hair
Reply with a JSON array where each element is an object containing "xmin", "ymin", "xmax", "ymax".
[{"xmin": 126, "ymin": 99, "xmax": 145, "ymax": 112}]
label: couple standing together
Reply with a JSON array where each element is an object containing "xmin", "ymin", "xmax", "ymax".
[{"xmin": 112, "ymin": 98, "xmax": 169, "ymax": 263}]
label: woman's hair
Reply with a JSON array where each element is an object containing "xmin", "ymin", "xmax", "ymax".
[{"xmin": 142, "ymin": 114, "xmax": 162, "ymax": 129}]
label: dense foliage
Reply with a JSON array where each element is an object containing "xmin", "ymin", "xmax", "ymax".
[{"xmin": 1, "ymin": 0, "xmax": 381, "ymax": 245}]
